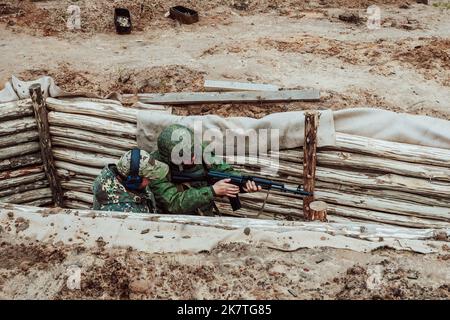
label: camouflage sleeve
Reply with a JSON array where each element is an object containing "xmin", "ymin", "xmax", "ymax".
[{"xmin": 149, "ymin": 177, "xmax": 214, "ymax": 214}]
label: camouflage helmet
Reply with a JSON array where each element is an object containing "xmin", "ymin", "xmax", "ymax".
[
  {"xmin": 157, "ymin": 124, "xmax": 195, "ymax": 164},
  {"xmin": 116, "ymin": 149, "xmax": 168, "ymax": 180}
]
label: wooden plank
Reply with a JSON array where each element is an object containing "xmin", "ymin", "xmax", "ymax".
[
  {"xmin": 132, "ymin": 89, "xmax": 320, "ymax": 105},
  {"xmin": 204, "ymin": 80, "xmax": 280, "ymax": 92},
  {"xmin": 29, "ymin": 84, "xmax": 64, "ymax": 207}
]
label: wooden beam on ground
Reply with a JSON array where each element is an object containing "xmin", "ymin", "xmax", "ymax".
[
  {"xmin": 130, "ymin": 89, "xmax": 320, "ymax": 105},
  {"xmin": 29, "ymin": 84, "xmax": 64, "ymax": 207},
  {"xmin": 303, "ymin": 111, "xmax": 319, "ymax": 221},
  {"xmin": 204, "ymin": 80, "xmax": 280, "ymax": 92}
]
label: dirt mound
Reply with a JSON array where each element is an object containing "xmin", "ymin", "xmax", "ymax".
[
  {"xmin": 18, "ymin": 64, "xmax": 205, "ymax": 96},
  {"xmin": 2, "ymin": 0, "xmax": 417, "ymax": 36},
  {"xmin": 394, "ymin": 38, "xmax": 450, "ymax": 86},
  {"xmin": 0, "ymin": 242, "xmax": 66, "ymax": 278},
  {"xmin": 335, "ymin": 262, "xmax": 450, "ymax": 299}
]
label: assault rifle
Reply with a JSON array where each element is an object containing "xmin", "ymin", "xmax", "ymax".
[{"xmin": 171, "ymin": 170, "xmax": 312, "ymax": 212}]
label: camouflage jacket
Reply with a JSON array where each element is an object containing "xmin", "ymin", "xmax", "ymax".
[
  {"xmin": 92, "ymin": 165, "xmax": 157, "ymax": 213},
  {"xmin": 149, "ymin": 152, "xmax": 239, "ymax": 215}
]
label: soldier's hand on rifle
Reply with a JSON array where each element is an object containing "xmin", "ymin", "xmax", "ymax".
[
  {"xmin": 212, "ymin": 179, "xmax": 240, "ymax": 197},
  {"xmin": 243, "ymin": 180, "xmax": 262, "ymax": 193}
]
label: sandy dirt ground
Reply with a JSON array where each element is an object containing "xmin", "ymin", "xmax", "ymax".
[
  {"xmin": 0, "ymin": 231, "xmax": 449, "ymax": 300},
  {"xmin": 0, "ymin": 0, "xmax": 449, "ymax": 118},
  {"xmin": 0, "ymin": 0, "xmax": 449, "ymax": 299}
]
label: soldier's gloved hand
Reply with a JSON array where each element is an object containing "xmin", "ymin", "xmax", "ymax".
[
  {"xmin": 243, "ymin": 180, "xmax": 262, "ymax": 193},
  {"xmin": 212, "ymin": 179, "xmax": 240, "ymax": 197}
]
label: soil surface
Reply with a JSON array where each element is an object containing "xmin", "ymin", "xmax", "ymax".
[
  {"xmin": 0, "ymin": 233, "xmax": 449, "ymax": 299},
  {"xmin": 0, "ymin": 0, "xmax": 449, "ymax": 119}
]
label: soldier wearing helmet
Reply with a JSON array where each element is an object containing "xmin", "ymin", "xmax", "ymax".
[
  {"xmin": 92, "ymin": 148, "xmax": 169, "ymax": 213},
  {"xmin": 149, "ymin": 124, "xmax": 261, "ymax": 215}
]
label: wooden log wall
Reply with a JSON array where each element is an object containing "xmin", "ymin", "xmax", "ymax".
[
  {"xmin": 1, "ymin": 97, "xmax": 449, "ymax": 230},
  {"xmin": 0, "ymin": 100, "xmax": 49, "ymax": 207}
]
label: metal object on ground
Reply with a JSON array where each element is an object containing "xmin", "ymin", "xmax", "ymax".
[
  {"xmin": 169, "ymin": 6, "xmax": 199, "ymax": 25},
  {"xmin": 114, "ymin": 8, "xmax": 132, "ymax": 34}
]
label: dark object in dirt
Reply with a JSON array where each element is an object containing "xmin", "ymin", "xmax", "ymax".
[
  {"xmin": 15, "ymin": 217, "xmax": 29, "ymax": 233},
  {"xmin": 114, "ymin": 8, "xmax": 132, "ymax": 34},
  {"xmin": 169, "ymin": 6, "xmax": 199, "ymax": 25},
  {"xmin": 232, "ymin": 0, "xmax": 250, "ymax": 11},
  {"xmin": 338, "ymin": 12, "xmax": 362, "ymax": 24},
  {"xmin": 243, "ymin": 227, "xmax": 251, "ymax": 236},
  {"xmin": 0, "ymin": 3, "xmax": 19, "ymax": 16},
  {"xmin": 416, "ymin": 0, "xmax": 429, "ymax": 4},
  {"xmin": 346, "ymin": 265, "xmax": 366, "ymax": 275},
  {"xmin": 434, "ymin": 231, "xmax": 448, "ymax": 241},
  {"xmin": 141, "ymin": 229, "xmax": 150, "ymax": 235}
]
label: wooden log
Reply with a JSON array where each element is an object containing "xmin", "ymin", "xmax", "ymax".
[
  {"xmin": 2, "ymin": 202, "xmax": 447, "ymax": 240},
  {"xmin": 131, "ymin": 89, "xmax": 320, "ymax": 104},
  {"xmin": 333, "ymin": 133, "xmax": 450, "ymax": 167},
  {"xmin": 0, "ymin": 179, "xmax": 49, "ymax": 198},
  {"xmin": 0, "ymin": 172, "xmax": 46, "ymax": 190},
  {"xmin": 303, "ymin": 111, "xmax": 319, "ymax": 220},
  {"xmin": 46, "ymin": 98, "xmax": 138, "ymax": 123},
  {"xmin": 64, "ymin": 190, "xmax": 93, "ymax": 204},
  {"xmin": 0, "ymin": 153, "xmax": 42, "ymax": 171},
  {"xmin": 0, "ymin": 100, "xmax": 33, "ymax": 121},
  {"xmin": 316, "ymin": 167, "xmax": 450, "ymax": 199},
  {"xmin": 0, "ymin": 117, "xmax": 37, "ymax": 136},
  {"xmin": 51, "ymin": 136, "xmax": 126, "ymax": 158},
  {"xmin": 53, "ymin": 148, "xmax": 118, "ymax": 168},
  {"xmin": 216, "ymin": 197, "xmax": 304, "ymax": 218},
  {"xmin": 0, "ymin": 141, "xmax": 40, "ymax": 161},
  {"xmin": 314, "ymin": 189, "xmax": 450, "ymax": 222},
  {"xmin": 0, "ymin": 165, "xmax": 44, "ymax": 180},
  {"xmin": 48, "ymin": 111, "xmax": 136, "ymax": 139},
  {"xmin": 0, "ymin": 187, "xmax": 53, "ymax": 204},
  {"xmin": 229, "ymin": 155, "xmax": 450, "ymax": 207},
  {"xmin": 55, "ymin": 162, "xmax": 100, "ymax": 178},
  {"xmin": 26, "ymin": 197, "xmax": 53, "ymax": 207},
  {"xmin": 30, "ymin": 84, "xmax": 64, "ymax": 207},
  {"xmin": 309, "ymin": 201, "xmax": 328, "ymax": 222},
  {"xmin": 204, "ymin": 80, "xmax": 280, "ymax": 92},
  {"xmin": 50, "ymin": 126, "xmax": 137, "ymax": 151},
  {"xmin": 327, "ymin": 204, "xmax": 450, "ymax": 229},
  {"xmin": 61, "ymin": 179, "xmax": 93, "ymax": 194},
  {"xmin": 232, "ymin": 159, "xmax": 450, "ymax": 200},
  {"xmin": 316, "ymin": 181, "xmax": 450, "ymax": 208},
  {"xmin": 0, "ymin": 130, "xmax": 38, "ymax": 148},
  {"xmin": 64, "ymin": 200, "xmax": 91, "ymax": 209},
  {"xmin": 273, "ymin": 149, "xmax": 450, "ymax": 182}
]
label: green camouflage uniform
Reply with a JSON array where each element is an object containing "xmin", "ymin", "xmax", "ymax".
[
  {"xmin": 149, "ymin": 124, "xmax": 240, "ymax": 215},
  {"xmin": 92, "ymin": 150, "xmax": 168, "ymax": 213}
]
